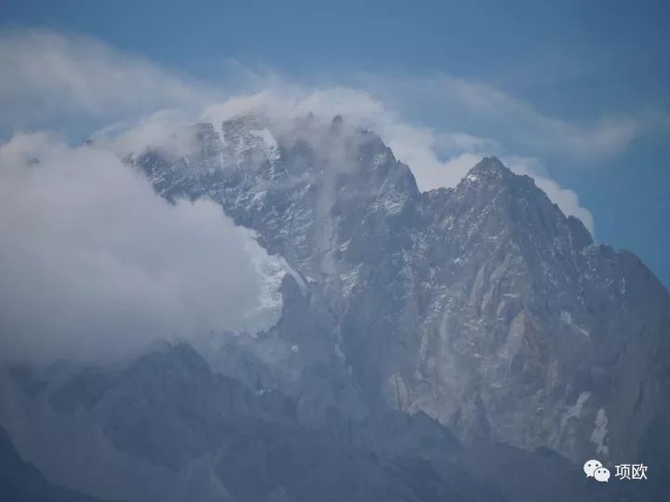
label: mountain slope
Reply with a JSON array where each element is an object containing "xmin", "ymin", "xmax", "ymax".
[
  {"xmin": 132, "ymin": 114, "xmax": 670, "ymax": 467},
  {"xmin": 0, "ymin": 425, "xmax": 114, "ymax": 502},
  {"xmin": 2, "ymin": 344, "xmax": 647, "ymax": 502}
]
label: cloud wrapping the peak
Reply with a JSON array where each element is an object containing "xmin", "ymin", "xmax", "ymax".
[
  {"xmin": 196, "ymin": 88, "xmax": 595, "ymax": 231},
  {"xmin": 5, "ymin": 25, "xmax": 664, "ymax": 363},
  {"xmin": 91, "ymin": 109, "xmax": 196, "ymax": 157},
  {"xmin": 0, "ymin": 133, "xmax": 278, "ymax": 364},
  {"xmin": 6, "ymin": 29, "xmax": 644, "ymax": 359}
]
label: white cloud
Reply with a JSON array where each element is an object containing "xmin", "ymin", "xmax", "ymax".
[
  {"xmin": 359, "ymin": 73, "xmax": 669, "ymax": 160},
  {"xmin": 0, "ymin": 133, "xmax": 279, "ymax": 364},
  {"xmin": 0, "ymin": 29, "xmax": 217, "ymax": 127},
  {"xmin": 1, "ymin": 28, "xmax": 624, "ymax": 294},
  {"xmin": 9, "ymin": 27, "xmax": 666, "ymax": 365},
  {"xmin": 91, "ymin": 109, "xmax": 196, "ymax": 157},
  {"xmin": 2, "ymin": 28, "xmax": 664, "ymax": 162},
  {"xmin": 198, "ymin": 88, "xmax": 595, "ymax": 230}
]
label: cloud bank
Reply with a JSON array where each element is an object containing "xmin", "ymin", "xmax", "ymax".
[{"xmin": 0, "ymin": 133, "xmax": 276, "ymax": 364}]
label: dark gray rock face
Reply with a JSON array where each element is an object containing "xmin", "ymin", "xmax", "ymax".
[
  {"xmin": 7, "ymin": 343, "xmax": 651, "ymax": 502},
  {"xmin": 133, "ymin": 115, "xmax": 670, "ymax": 469},
  {"xmin": 0, "ymin": 425, "xmax": 113, "ymax": 502}
]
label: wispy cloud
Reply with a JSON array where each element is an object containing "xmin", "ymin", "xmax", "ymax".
[
  {"xmin": 6, "ymin": 28, "xmax": 666, "ymax": 247},
  {"xmin": 359, "ymin": 73, "xmax": 669, "ymax": 161},
  {"xmin": 6, "ymin": 27, "xmax": 668, "ymax": 362},
  {"xmin": 0, "ymin": 29, "xmax": 218, "ymax": 127},
  {"xmin": 197, "ymin": 87, "xmax": 596, "ymax": 232}
]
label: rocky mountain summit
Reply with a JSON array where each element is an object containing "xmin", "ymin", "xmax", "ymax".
[
  {"xmin": 136, "ymin": 114, "xmax": 670, "ymax": 465},
  {"xmin": 1, "ymin": 113, "xmax": 668, "ymax": 501}
]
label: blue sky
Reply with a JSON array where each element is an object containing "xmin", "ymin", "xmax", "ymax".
[{"xmin": 2, "ymin": 0, "xmax": 669, "ymax": 286}]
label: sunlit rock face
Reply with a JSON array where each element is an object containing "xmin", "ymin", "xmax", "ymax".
[{"xmin": 133, "ymin": 114, "xmax": 670, "ymax": 466}]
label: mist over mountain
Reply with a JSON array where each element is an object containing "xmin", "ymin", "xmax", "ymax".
[
  {"xmin": 1, "ymin": 112, "xmax": 668, "ymax": 501},
  {"xmin": 0, "ymin": 132, "xmax": 285, "ymax": 363}
]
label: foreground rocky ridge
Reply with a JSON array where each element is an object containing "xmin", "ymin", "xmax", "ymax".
[
  {"xmin": 1, "ymin": 344, "xmax": 645, "ymax": 502},
  {"xmin": 0, "ymin": 424, "xmax": 112, "ymax": 502}
]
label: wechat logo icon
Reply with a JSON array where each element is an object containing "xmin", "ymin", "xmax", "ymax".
[{"xmin": 584, "ymin": 459, "xmax": 611, "ymax": 482}]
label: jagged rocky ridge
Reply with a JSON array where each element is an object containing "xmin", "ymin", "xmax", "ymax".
[
  {"xmin": 136, "ymin": 114, "xmax": 670, "ymax": 463},
  {"xmin": 1, "ymin": 113, "xmax": 668, "ymax": 501},
  {"xmin": 1, "ymin": 343, "xmax": 644, "ymax": 502}
]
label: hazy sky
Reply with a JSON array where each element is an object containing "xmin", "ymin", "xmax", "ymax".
[{"xmin": 2, "ymin": 0, "xmax": 669, "ymax": 289}]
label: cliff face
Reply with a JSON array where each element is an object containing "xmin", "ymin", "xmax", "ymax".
[
  {"xmin": 135, "ymin": 115, "xmax": 670, "ymax": 466},
  {"xmin": 0, "ymin": 424, "xmax": 112, "ymax": 502},
  {"xmin": 1, "ymin": 343, "xmax": 643, "ymax": 502}
]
